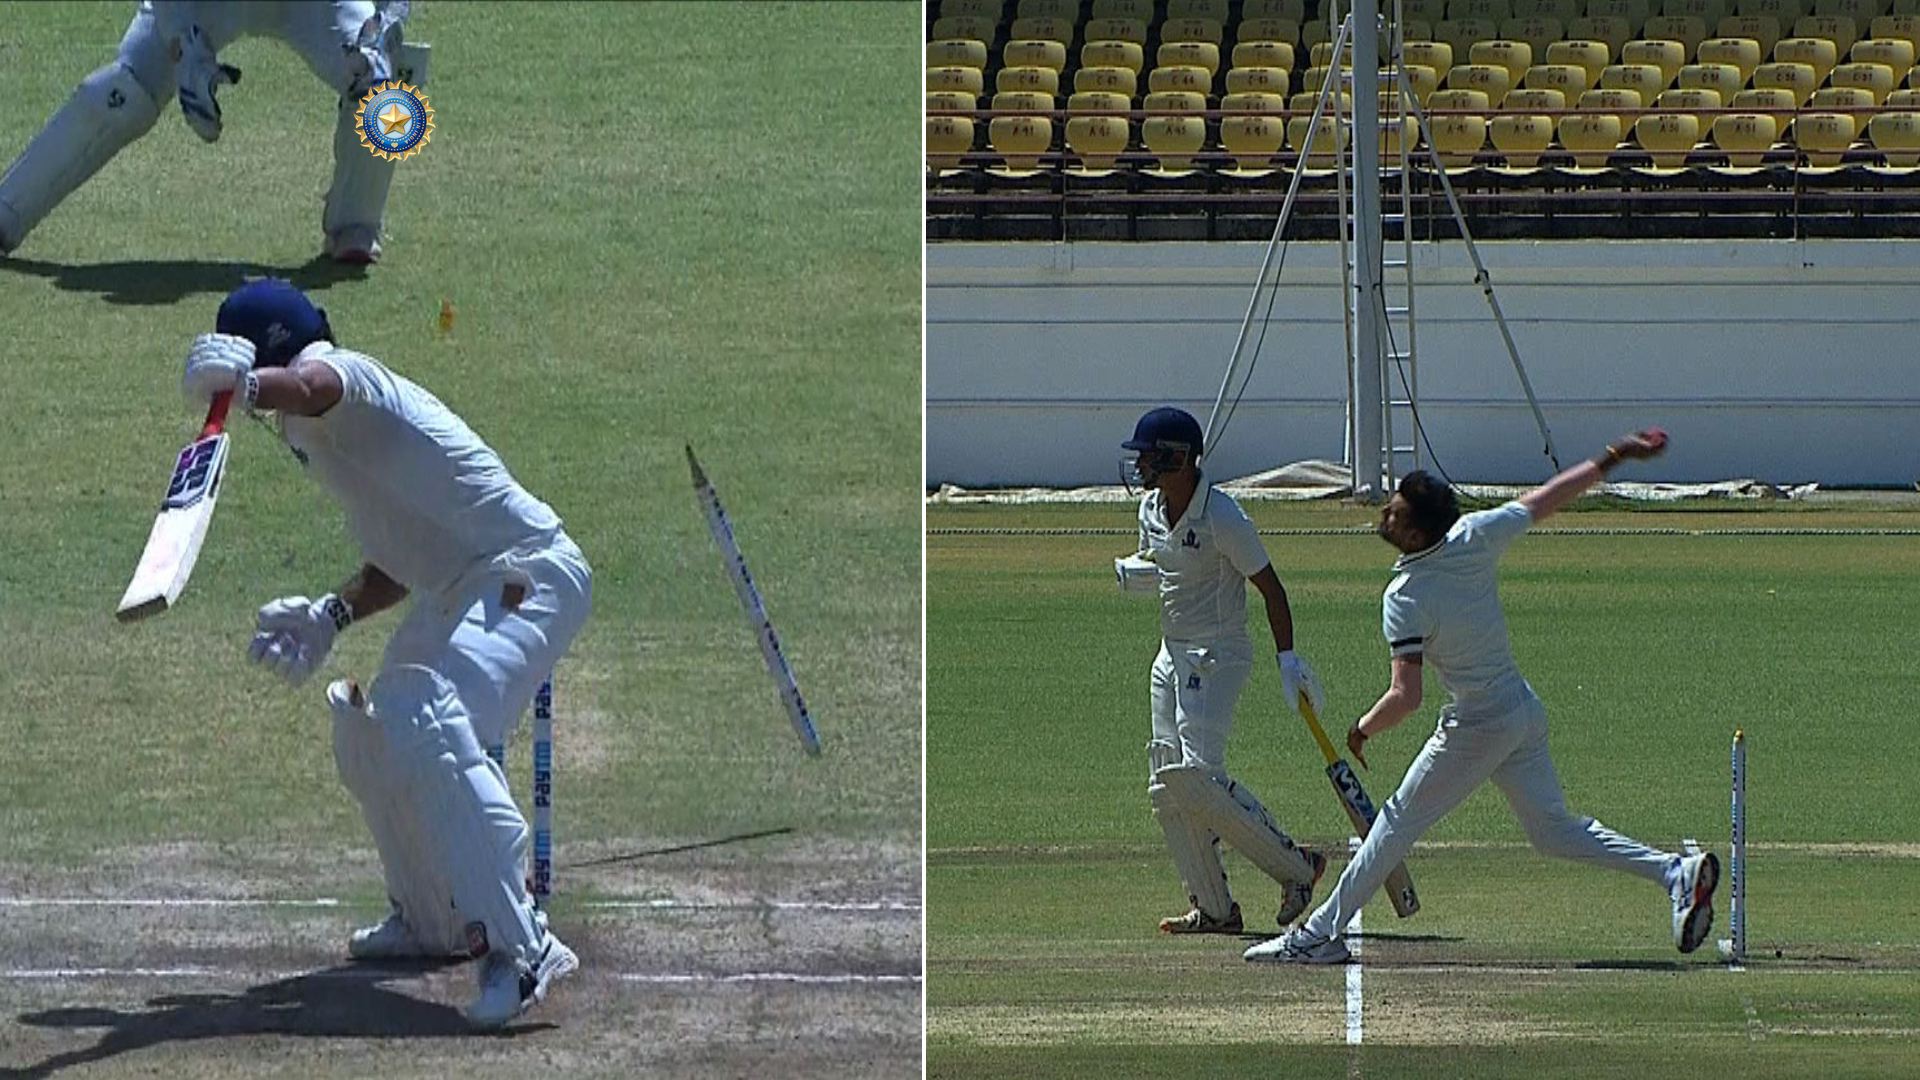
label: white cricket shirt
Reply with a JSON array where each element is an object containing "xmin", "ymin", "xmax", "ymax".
[
  {"xmin": 278, "ymin": 343, "xmax": 563, "ymax": 596},
  {"xmin": 1381, "ymin": 500, "xmax": 1535, "ymax": 719},
  {"xmin": 1139, "ymin": 482, "xmax": 1272, "ymax": 646}
]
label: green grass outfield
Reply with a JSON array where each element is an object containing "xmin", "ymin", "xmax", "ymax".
[
  {"xmin": 928, "ymin": 501, "xmax": 1920, "ymax": 1077},
  {"xmin": 0, "ymin": 3, "xmax": 920, "ymax": 1075}
]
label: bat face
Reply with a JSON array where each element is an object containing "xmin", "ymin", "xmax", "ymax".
[{"xmin": 115, "ymin": 429, "xmax": 231, "ymax": 622}]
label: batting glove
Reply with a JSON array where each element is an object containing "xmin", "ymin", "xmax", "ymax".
[
  {"xmin": 182, "ymin": 332, "xmax": 255, "ymax": 409},
  {"xmin": 248, "ymin": 594, "xmax": 352, "ymax": 686},
  {"xmin": 1277, "ymin": 650, "xmax": 1326, "ymax": 719},
  {"xmin": 175, "ymin": 25, "xmax": 240, "ymax": 143}
]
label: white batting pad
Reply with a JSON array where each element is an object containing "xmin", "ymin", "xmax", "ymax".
[
  {"xmin": 1148, "ymin": 766, "xmax": 1234, "ymax": 919},
  {"xmin": 369, "ymin": 665, "xmax": 541, "ymax": 965},
  {"xmin": 329, "ymin": 679, "xmax": 469, "ymax": 956},
  {"xmin": 1155, "ymin": 764, "xmax": 1315, "ymax": 885},
  {"xmin": 0, "ymin": 63, "xmax": 161, "ymax": 249}
]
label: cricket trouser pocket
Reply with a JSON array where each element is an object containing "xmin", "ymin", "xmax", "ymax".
[{"xmin": 1150, "ymin": 642, "xmax": 1253, "ymax": 772}]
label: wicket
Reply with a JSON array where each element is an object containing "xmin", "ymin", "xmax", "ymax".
[{"xmin": 486, "ymin": 671, "xmax": 556, "ymax": 910}]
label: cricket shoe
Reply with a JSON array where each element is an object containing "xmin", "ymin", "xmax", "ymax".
[
  {"xmin": 323, "ymin": 226, "xmax": 381, "ymax": 265},
  {"xmin": 465, "ymin": 930, "xmax": 579, "ymax": 1029},
  {"xmin": 1276, "ymin": 848, "xmax": 1328, "ymax": 928},
  {"xmin": 1671, "ymin": 850, "xmax": 1720, "ymax": 953},
  {"xmin": 347, "ymin": 907, "xmax": 468, "ymax": 960},
  {"xmin": 1159, "ymin": 902, "xmax": 1243, "ymax": 934},
  {"xmin": 1243, "ymin": 927, "xmax": 1351, "ymax": 965}
]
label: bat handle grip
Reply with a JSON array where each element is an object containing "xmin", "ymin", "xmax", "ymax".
[{"xmin": 201, "ymin": 391, "xmax": 235, "ymax": 438}]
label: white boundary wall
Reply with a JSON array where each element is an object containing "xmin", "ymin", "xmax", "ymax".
[{"xmin": 927, "ymin": 240, "xmax": 1920, "ymax": 488}]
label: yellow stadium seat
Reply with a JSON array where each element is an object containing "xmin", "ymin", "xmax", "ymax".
[
  {"xmin": 1085, "ymin": 17, "xmax": 1151, "ymax": 45},
  {"xmin": 1227, "ymin": 66, "xmax": 1293, "ymax": 96},
  {"xmin": 1678, "ymin": 61, "xmax": 1746, "ymax": 97},
  {"xmin": 1142, "ymin": 91, "xmax": 1207, "ymax": 170},
  {"xmin": 1664, "ymin": 0, "xmax": 1725, "ymax": 25},
  {"xmin": 1811, "ymin": 84, "xmax": 1874, "ymax": 108},
  {"xmin": 1233, "ymin": 41, "xmax": 1298, "ymax": 70},
  {"xmin": 1601, "ymin": 62, "xmax": 1670, "ymax": 103},
  {"xmin": 1643, "ymin": 15, "xmax": 1711, "ymax": 58},
  {"xmin": 1490, "ymin": 112, "xmax": 1555, "ymax": 164},
  {"xmin": 1380, "ymin": 115, "xmax": 1423, "ymax": 158},
  {"xmin": 929, "ymin": 39, "xmax": 991, "ymax": 70},
  {"xmin": 1238, "ymin": 18, "xmax": 1303, "ymax": 46},
  {"xmin": 1170, "ymin": 0, "xmax": 1231, "ymax": 20},
  {"xmin": 1514, "ymin": 0, "xmax": 1580, "ymax": 20},
  {"xmin": 989, "ymin": 92, "xmax": 1053, "ymax": 171},
  {"xmin": 1428, "ymin": 112, "xmax": 1490, "ymax": 165},
  {"xmin": 1754, "ymin": 60, "xmax": 1819, "ymax": 103},
  {"xmin": 1245, "ymin": 0, "xmax": 1309, "ymax": 19},
  {"xmin": 1291, "ymin": 90, "xmax": 1354, "ymax": 114},
  {"xmin": 1407, "ymin": 40, "xmax": 1459, "ymax": 74},
  {"xmin": 1220, "ymin": 101, "xmax": 1288, "ymax": 170},
  {"xmin": 1870, "ymin": 15, "xmax": 1920, "ymax": 52},
  {"xmin": 932, "ymin": 15, "xmax": 998, "ymax": 45},
  {"xmin": 998, "ymin": 65, "xmax": 1062, "ymax": 96},
  {"xmin": 1449, "ymin": 62, "xmax": 1515, "ymax": 104},
  {"xmin": 1301, "ymin": 65, "xmax": 1337, "ymax": 96},
  {"xmin": 1792, "ymin": 111, "xmax": 1856, "ymax": 163},
  {"xmin": 929, "ymin": 66, "xmax": 987, "ymax": 98},
  {"xmin": 1149, "ymin": 65, "xmax": 1214, "ymax": 95},
  {"xmin": 1310, "ymin": 41, "xmax": 1357, "ymax": 68},
  {"xmin": 1893, "ymin": 86, "xmax": 1920, "ymax": 104},
  {"xmin": 1867, "ymin": 111, "xmax": 1920, "ymax": 165},
  {"xmin": 1587, "ymin": 0, "xmax": 1654, "ymax": 33},
  {"xmin": 1288, "ymin": 113, "xmax": 1351, "ymax": 168},
  {"xmin": 927, "ymin": 89, "xmax": 976, "ymax": 112},
  {"xmin": 1507, "ymin": 85, "xmax": 1569, "ymax": 110},
  {"xmin": 1083, "ymin": 40, "xmax": 1147, "ymax": 74},
  {"xmin": 1011, "ymin": 15, "xmax": 1075, "ymax": 46},
  {"xmin": 1065, "ymin": 92, "xmax": 1132, "ymax": 169},
  {"xmin": 1658, "ymin": 85, "xmax": 1725, "ymax": 115},
  {"xmin": 942, "ymin": 0, "xmax": 1006, "ymax": 18},
  {"xmin": 1526, "ymin": 62, "xmax": 1592, "ymax": 98},
  {"xmin": 1903, "ymin": 0, "xmax": 1920, "ymax": 14},
  {"xmin": 1548, "ymin": 39, "xmax": 1614, "ymax": 86},
  {"xmin": 1404, "ymin": 17, "xmax": 1438, "ymax": 42},
  {"xmin": 1793, "ymin": 13, "xmax": 1860, "ymax": 52},
  {"xmin": 1436, "ymin": 18, "xmax": 1503, "ymax": 59},
  {"xmin": 1732, "ymin": 85, "xmax": 1798, "ymax": 107},
  {"xmin": 1813, "ymin": 0, "xmax": 1878, "ymax": 26},
  {"xmin": 1091, "ymin": 0, "xmax": 1154, "ymax": 18},
  {"xmin": 1450, "ymin": 0, "xmax": 1514, "ymax": 21},
  {"xmin": 1774, "ymin": 35, "xmax": 1839, "ymax": 80},
  {"xmin": 1076, "ymin": 65, "xmax": 1140, "ymax": 96},
  {"xmin": 1698, "ymin": 36, "xmax": 1765, "ymax": 79},
  {"xmin": 1854, "ymin": 37, "xmax": 1918, "ymax": 73},
  {"xmin": 1409, "ymin": 0, "xmax": 1453, "ymax": 22},
  {"xmin": 1719, "ymin": 13, "xmax": 1785, "ymax": 52},
  {"xmin": 1636, "ymin": 111, "xmax": 1702, "ymax": 165},
  {"xmin": 1712, "ymin": 112, "xmax": 1779, "ymax": 164},
  {"xmin": 1158, "ymin": 41, "xmax": 1223, "ymax": 76},
  {"xmin": 1562, "ymin": 113, "xmax": 1626, "ymax": 163},
  {"xmin": 1304, "ymin": 21, "xmax": 1337, "ymax": 50},
  {"xmin": 1580, "ymin": 86, "xmax": 1646, "ymax": 116},
  {"xmin": 1223, "ymin": 90, "xmax": 1288, "ymax": 114},
  {"xmin": 1623, "ymin": 39, "xmax": 1687, "ymax": 84},
  {"xmin": 1163, "ymin": 18, "xmax": 1227, "ymax": 46},
  {"xmin": 1501, "ymin": 16, "xmax": 1567, "ymax": 54},
  {"xmin": 1472, "ymin": 39, "xmax": 1536, "ymax": 83},
  {"xmin": 928, "ymin": 111, "xmax": 975, "ymax": 170},
  {"xmin": 1831, "ymin": 60, "xmax": 1898, "ymax": 102},
  {"xmin": 1736, "ymin": 0, "xmax": 1800, "ymax": 25},
  {"xmin": 1402, "ymin": 63, "xmax": 1445, "ymax": 105},
  {"xmin": 1004, "ymin": 39, "xmax": 1069, "ymax": 72},
  {"xmin": 1570, "ymin": 15, "xmax": 1636, "ymax": 53},
  {"xmin": 1021, "ymin": 0, "xmax": 1080, "ymax": 17}
]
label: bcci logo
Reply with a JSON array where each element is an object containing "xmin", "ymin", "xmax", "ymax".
[{"xmin": 354, "ymin": 80, "xmax": 434, "ymax": 161}]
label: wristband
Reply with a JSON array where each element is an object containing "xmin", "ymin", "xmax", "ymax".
[
  {"xmin": 319, "ymin": 592, "xmax": 353, "ymax": 632},
  {"xmin": 241, "ymin": 370, "xmax": 260, "ymax": 412}
]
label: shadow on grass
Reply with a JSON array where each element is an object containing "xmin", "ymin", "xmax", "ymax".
[
  {"xmin": 4, "ymin": 960, "xmax": 551, "ymax": 1078},
  {"xmin": 0, "ymin": 255, "xmax": 365, "ymax": 305}
]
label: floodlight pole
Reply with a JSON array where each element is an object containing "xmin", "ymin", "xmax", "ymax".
[{"xmin": 1348, "ymin": 0, "xmax": 1387, "ymax": 501}]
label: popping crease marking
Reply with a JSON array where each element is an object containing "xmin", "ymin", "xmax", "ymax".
[{"xmin": 0, "ymin": 896, "xmax": 920, "ymax": 913}]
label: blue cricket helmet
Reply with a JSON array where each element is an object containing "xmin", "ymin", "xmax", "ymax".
[
  {"xmin": 215, "ymin": 278, "xmax": 331, "ymax": 368},
  {"xmin": 1122, "ymin": 406, "xmax": 1204, "ymax": 456}
]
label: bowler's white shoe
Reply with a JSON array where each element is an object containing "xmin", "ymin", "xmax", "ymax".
[
  {"xmin": 1276, "ymin": 849, "xmax": 1328, "ymax": 928},
  {"xmin": 1672, "ymin": 851, "xmax": 1720, "ymax": 954},
  {"xmin": 1244, "ymin": 927, "xmax": 1351, "ymax": 964},
  {"xmin": 465, "ymin": 931, "xmax": 578, "ymax": 1029},
  {"xmin": 349, "ymin": 909, "xmax": 441, "ymax": 960}
]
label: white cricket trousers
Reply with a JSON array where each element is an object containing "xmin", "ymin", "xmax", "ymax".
[
  {"xmin": 1148, "ymin": 640, "xmax": 1253, "ymax": 774},
  {"xmin": 1303, "ymin": 691, "xmax": 1677, "ymax": 940}
]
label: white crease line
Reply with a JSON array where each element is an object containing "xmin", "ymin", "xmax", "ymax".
[
  {"xmin": 2, "ymin": 967, "xmax": 921, "ymax": 987},
  {"xmin": 0, "ymin": 897, "xmax": 919, "ymax": 914},
  {"xmin": 1345, "ymin": 837, "xmax": 1363, "ymax": 1047}
]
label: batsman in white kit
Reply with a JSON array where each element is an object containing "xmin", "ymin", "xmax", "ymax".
[
  {"xmin": 181, "ymin": 279, "xmax": 590, "ymax": 1026},
  {"xmin": 0, "ymin": 0, "xmax": 420, "ymax": 262},
  {"xmin": 1245, "ymin": 429, "xmax": 1721, "ymax": 965},
  {"xmin": 1117, "ymin": 407, "xmax": 1329, "ymax": 934}
]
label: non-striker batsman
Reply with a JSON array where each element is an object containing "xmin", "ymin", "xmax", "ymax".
[{"xmin": 180, "ymin": 279, "xmax": 591, "ymax": 1026}]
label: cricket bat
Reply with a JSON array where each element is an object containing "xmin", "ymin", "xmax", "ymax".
[
  {"xmin": 1297, "ymin": 693, "xmax": 1420, "ymax": 918},
  {"xmin": 115, "ymin": 392, "xmax": 235, "ymax": 622}
]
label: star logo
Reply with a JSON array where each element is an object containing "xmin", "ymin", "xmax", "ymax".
[{"xmin": 353, "ymin": 81, "xmax": 434, "ymax": 162}]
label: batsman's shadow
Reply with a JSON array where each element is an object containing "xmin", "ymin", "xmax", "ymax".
[
  {"xmin": 0, "ymin": 254, "xmax": 364, "ymax": 305},
  {"xmin": 3, "ymin": 961, "xmax": 552, "ymax": 1079}
]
